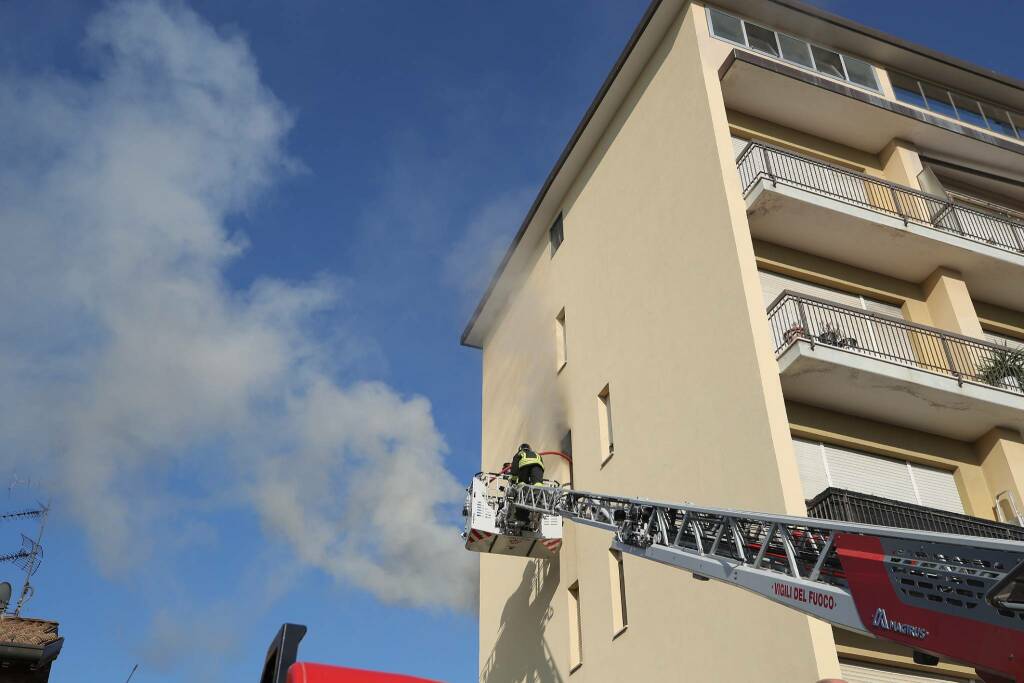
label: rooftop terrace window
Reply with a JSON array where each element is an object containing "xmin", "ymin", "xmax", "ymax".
[
  {"xmin": 890, "ymin": 71, "xmax": 1024, "ymax": 141},
  {"xmin": 707, "ymin": 7, "xmax": 879, "ymax": 92}
]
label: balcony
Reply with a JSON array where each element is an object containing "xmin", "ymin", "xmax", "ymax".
[
  {"xmin": 807, "ymin": 487, "xmax": 1024, "ymax": 541},
  {"xmin": 769, "ymin": 292, "xmax": 1024, "ymax": 440},
  {"xmin": 719, "ymin": 49, "xmax": 1024, "ymax": 178},
  {"xmin": 739, "ymin": 141, "xmax": 1024, "ymax": 312}
]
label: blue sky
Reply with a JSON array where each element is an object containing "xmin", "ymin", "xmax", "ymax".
[{"xmin": 0, "ymin": 1, "xmax": 1021, "ymax": 682}]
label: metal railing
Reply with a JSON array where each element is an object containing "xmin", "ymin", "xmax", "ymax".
[
  {"xmin": 737, "ymin": 141, "xmax": 1024, "ymax": 255},
  {"xmin": 807, "ymin": 487, "xmax": 1024, "ymax": 542},
  {"xmin": 768, "ymin": 291, "xmax": 1024, "ymax": 395}
]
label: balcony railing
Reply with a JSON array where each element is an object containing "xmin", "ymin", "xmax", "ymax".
[
  {"xmin": 737, "ymin": 141, "xmax": 1024, "ymax": 255},
  {"xmin": 768, "ymin": 291, "xmax": 1024, "ymax": 395},
  {"xmin": 808, "ymin": 487, "xmax": 1024, "ymax": 542}
]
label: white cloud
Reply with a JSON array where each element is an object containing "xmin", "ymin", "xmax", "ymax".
[{"xmin": 0, "ymin": 0, "xmax": 473, "ymax": 616}]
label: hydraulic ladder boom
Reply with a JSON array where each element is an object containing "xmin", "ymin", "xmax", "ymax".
[{"xmin": 482, "ymin": 478, "xmax": 1024, "ymax": 683}]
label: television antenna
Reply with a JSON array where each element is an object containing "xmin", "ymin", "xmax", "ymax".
[{"xmin": 0, "ymin": 505, "xmax": 48, "ymax": 616}]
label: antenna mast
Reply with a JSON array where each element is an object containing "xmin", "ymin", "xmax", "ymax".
[{"xmin": 0, "ymin": 504, "xmax": 49, "ymax": 617}]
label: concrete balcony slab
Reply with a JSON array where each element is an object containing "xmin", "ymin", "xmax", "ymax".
[{"xmin": 777, "ymin": 339, "xmax": 1024, "ymax": 441}]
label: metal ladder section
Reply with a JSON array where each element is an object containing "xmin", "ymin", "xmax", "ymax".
[{"xmin": 509, "ymin": 483, "xmax": 1024, "ymax": 682}]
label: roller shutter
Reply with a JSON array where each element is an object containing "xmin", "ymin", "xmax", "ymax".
[
  {"xmin": 758, "ymin": 270, "xmax": 902, "ymax": 317},
  {"xmin": 983, "ymin": 329, "xmax": 1024, "ymax": 351},
  {"xmin": 791, "ymin": 438, "xmax": 829, "ymax": 500},
  {"xmin": 793, "ymin": 438, "xmax": 965, "ymax": 513},
  {"xmin": 732, "ymin": 135, "xmax": 750, "ymax": 159},
  {"xmin": 840, "ymin": 659, "xmax": 976, "ymax": 682}
]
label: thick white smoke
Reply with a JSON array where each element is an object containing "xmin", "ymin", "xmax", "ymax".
[{"xmin": 0, "ymin": 0, "xmax": 473, "ymax": 610}]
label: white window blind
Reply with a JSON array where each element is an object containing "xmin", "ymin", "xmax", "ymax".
[
  {"xmin": 826, "ymin": 441, "xmax": 917, "ymax": 505},
  {"xmin": 758, "ymin": 270, "xmax": 902, "ymax": 318},
  {"xmin": 983, "ymin": 329, "xmax": 1024, "ymax": 351},
  {"xmin": 912, "ymin": 465, "xmax": 967, "ymax": 515},
  {"xmin": 840, "ymin": 659, "xmax": 976, "ymax": 683},
  {"xmin": 793, "ymin": 438, "xmax": 964, "ymax": 513},
  {"xmin": 731, "ymin": 135, "xmax": 750, "ymax": 159},
  {"xmin": 791, "ymin": 438, "xmax": 829, "ymax": 500}
]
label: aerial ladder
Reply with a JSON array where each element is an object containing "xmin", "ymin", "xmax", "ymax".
[{"xmin": 464, "ymin": 472, "xmax": 1024, "ymax": 683}]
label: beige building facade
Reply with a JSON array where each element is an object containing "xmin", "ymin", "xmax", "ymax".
[{"xmin": 463, "ymin": 1, "xmax": 1024, "ymax": 681}]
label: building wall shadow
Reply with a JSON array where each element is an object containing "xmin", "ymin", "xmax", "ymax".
[{"xmin": 480, "ymin": 559, "xmax": 564, "ymax": 683}]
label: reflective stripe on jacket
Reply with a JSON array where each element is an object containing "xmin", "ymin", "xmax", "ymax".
[{"xmin": 515, "ymin": 449, "xmax": 544, "ymax": 471}]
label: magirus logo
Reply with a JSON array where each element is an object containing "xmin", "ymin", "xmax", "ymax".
[{"xmin": 873, "ymin": 608, "xmax": 929, "ymax": 639}]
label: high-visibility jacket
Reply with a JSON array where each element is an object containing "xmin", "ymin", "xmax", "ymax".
[
  {"xmin": 517, "ymin": 449, "xmax": 544, "ymax": 470},
  {"xmin": 510, "ymin": 448, "xmax": 544, "ymax": 482}
]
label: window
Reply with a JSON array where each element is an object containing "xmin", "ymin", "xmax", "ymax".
[
  {"xmin": 983, "ymin": 329, "xmax": 1024, "ymax": 352},
  {"xmin": 843, "ymin": 55, "xmax": 878, "ymax": 90},
  {"xmin": 744, "ymin": 22, "xmax": 779, "ymax": 57},
  {"xmin": 921, "ymin": 82, "xmax": 957, "ymax": 118},
  {"xmin": 777, "ymin": 33, "xmax": 813, "ymax": 69},
  {"xmin": 891, "ymin": 72, "xmax": 1024, "ymax": 140},
  {"xmin": 597, "ymin": 385, "xmax": 614, "ymax": 464},
  {"xmin": 555, "ymin": 308, "xmax": 567, "ymax": 371},
  {"xmin": 609, "ymin": 550, "xmax": 628, "ymax": 635},
  {"xmin": 792, "ymin": 438, "xmax": 965, "ymax": 514},
  {"xmin": 952, "ymin": 93, "xmax": 987, "ymax": 128},
  {"xmin": 810, "ymin": 45, "xmax": 845, "ymax": 79},
  {"xmin": 984, "ymin": 105, "xmax": 1018, "ymax": 138},
  {"xmin": 890, "ymin": 72, "xmax": 926, "ymax": 108},
  {"xmin": 706, "ymin": 7, "xmax": 879, "ymax": 91},
  {"xmin": 560, "ymin": 430, "xmax": 574, "ymax": 487},
  {"xmin": 568, "ymin": 581, "xmax": 582, "ymax": 671},
  {"xmin": 708, "ymin": 8, "xmax": 744, "ymax": 45},
  {"xmin": 549, "ymin": 213, "xmax": 564, "ymax": 255}
]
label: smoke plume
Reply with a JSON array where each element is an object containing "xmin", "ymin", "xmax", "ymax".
[{"xmin": 0, "ymin": 0, "xmax": 473, "ymax": 611}]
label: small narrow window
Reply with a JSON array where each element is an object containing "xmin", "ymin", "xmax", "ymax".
[
  {"xmin": 890, "ymin": 73, "xmax": 926, "ymax": 107},
  {"xmin": 560, "ymin": 430, "xmax": 574, "ymax": 488},
  {"xmin": 922, "ymin": 83, "xmax": 957, "ymax": 118},
  {"xmin": 777, "ymin": 33, "xmax": 813, "ymax": 69},
  {"xmin": 609, "ymin": 550, "xmax": 628, "ymax": 635},
  {"xmin": 983, "ymin": 105, "xmax": 1018, "ymax": 137},
  {"xmin": 952, "ymin": 93, "xmax": 987, "ymax": 128},
  {"xmin": 555, "ymin": 309, "xmax": 567, "ymax": 371},
  {"xmin": 708, "ymin": 8, "xmax": 744, "ymax": 45},
  {"xmin": 549, "ymin": 213, "xmax": 564, "ymax": 255},
  {"xmin": 743, "ymin": 22, "xmax": 779, "ymax": 58},
  {"xmin": 598, "ymin": 385, "xmax": 614, "ymax": 464},
  {"xmin": 842, "ymin": 55, "xmax": 878, "ymax": 90},
  {"xmin": 568, "ymin": 581, "xmax": 582, "ymax": 671}
]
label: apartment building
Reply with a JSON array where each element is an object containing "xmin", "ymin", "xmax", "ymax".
[{"xmin": 462, "ymin": 1, "xmax": 1024, "ymax": 681}]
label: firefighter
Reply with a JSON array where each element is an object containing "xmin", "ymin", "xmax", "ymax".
[{"xmin": 510, "ymin": 443, "xmax": 544, "ymax": 485}]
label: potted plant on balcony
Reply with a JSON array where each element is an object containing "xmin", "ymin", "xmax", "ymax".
[
  {"xmin": 784, "ymin": 322, "xmax": 807, "ymax": 344},
  {"xmin": 979, "ymin": 346, "xmax": 1024, "ymax": 392},
  {"xmin": 817, "ymin": 323, "xmax": 858, "ymax": 349}
]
